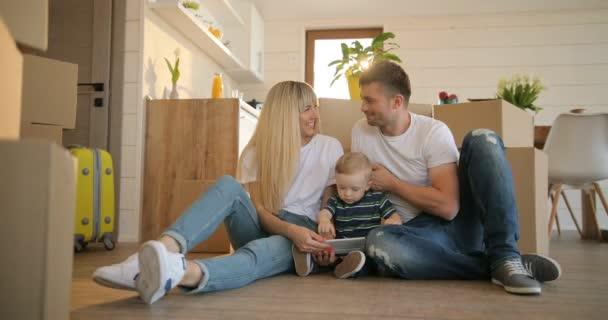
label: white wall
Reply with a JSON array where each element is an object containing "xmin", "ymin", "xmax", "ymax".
[
  {"xmin": 118, "ymin": 0, "xmax": 240, "ymax": 242},
  {"xmin": 241, "ymin": 9, "xmax": 608, "ymax": 231}
]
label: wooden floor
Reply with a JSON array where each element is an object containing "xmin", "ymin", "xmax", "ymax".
[{"xmin": 71, "ymin": 232, "xmax": 606, "ymax": 320}]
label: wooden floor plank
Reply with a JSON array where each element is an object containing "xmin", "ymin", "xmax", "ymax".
[{"xmin": 71, "ymin": 232, "xmax": 606, "ymax": 319}]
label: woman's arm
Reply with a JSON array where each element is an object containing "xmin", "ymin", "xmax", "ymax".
[{"xmin": 246, "ymin": 182, "xmax": 329, "ymax": 253}]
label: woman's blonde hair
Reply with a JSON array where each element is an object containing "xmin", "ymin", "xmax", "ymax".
[{"xmin": 237, "ymin": 81, "xmax": 319, "ymax": 212}]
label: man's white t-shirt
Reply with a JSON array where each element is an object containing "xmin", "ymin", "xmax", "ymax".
[
  {"xmin": 351, "ymin": 112, "xmax": 459, "ymax": 222},
  {"xmin": 239, "ymin": 134, "xmax": 344, "ymax": 222}
]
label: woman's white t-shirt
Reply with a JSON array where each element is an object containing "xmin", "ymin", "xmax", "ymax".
[
  {"xmin": 239, "ymin": 134, "xmax": 344, "ymax": 221},
  {"xmin": 351, "ymin": 112, "xmax": 459, "ymax": 222}
]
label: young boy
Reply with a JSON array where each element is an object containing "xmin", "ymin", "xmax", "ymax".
[{"xmin": 292, "ymin": 152, "xmax": 402, "ymax": 279}]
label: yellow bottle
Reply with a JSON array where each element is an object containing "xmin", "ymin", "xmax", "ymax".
[{"xmin": 212, "ymin": 73, "xmax": 224, "ymax": 98}]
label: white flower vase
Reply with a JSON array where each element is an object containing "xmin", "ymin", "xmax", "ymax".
[{"xmin": 170, "ymin": 83, "xmax": 179, "ymax": 99}]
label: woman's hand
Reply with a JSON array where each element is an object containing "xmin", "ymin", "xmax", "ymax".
[
  {"xmin": 312, "ymin": 248, "xmax": 337, "ymax": 266},
  {"xmin": 318, "ymin": 220, "xmax": 336, "ymax": 240},
  {"xmin": 383, "ymin": 214, "xmax": 402, "ymax": 225},
  {"xmin": 287, "ymin": 225, "xmax": 330, "ymax": 253}
]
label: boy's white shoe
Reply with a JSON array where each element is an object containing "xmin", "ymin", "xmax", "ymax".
[
  {"xmin": 92, "ymin": 253, "xmax": 139, "ymax": 290},
  {"xmin": 136, "ymin": 240, "xmax": 187, "ymax": 305}
]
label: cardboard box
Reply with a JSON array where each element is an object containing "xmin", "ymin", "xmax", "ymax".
[
  {"xmin": 171, "ymin": 180, "xmax": 232, "ymax": 253},
  {"xmin": 0, "ymin": 0, "xmax": 48, "ymax": 50},
  {"xmin": 319, "ymin": 98, "xmax": 433, "ymax": 152},
  {"xmin": 434, "ymin": 99, "xmax": 533, "ymax": 148},
  {"xmin": 21, "ymin": 123, "xmax": 63, "ymax": 145},
  {"xmin": 0, "ymin": 141, "xmax": 76, "ymax": 320},
  {"xmin": 0, "ymin": 18, "xmax": 23, "ymax": 139},
  {"xmin": 506, "ymin": 147, "xmax": 549, "ymax": 255},
  {"xmin": 21, "ymin": 54, "xmax": 78, "ymax": 128}
]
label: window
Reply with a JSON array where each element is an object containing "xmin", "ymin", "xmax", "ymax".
[{"xmin": 305, "ymin": 28, "xmax": 382, "ymax": 99}]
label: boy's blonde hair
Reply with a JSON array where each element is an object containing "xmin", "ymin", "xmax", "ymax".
[{"xmin": 335, "ymin": 152, "xmax": 372, "ymax": 178}]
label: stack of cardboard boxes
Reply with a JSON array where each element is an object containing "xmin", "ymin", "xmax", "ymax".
[
  {"xmin": 318, "ymin": 98, "xmax": 549, "ymax": 256},
  {"xmin": 0, "ymin": 2, "xmax": 78, "ymax": 319}
]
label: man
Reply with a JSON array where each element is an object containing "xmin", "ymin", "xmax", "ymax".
[{"xmin": 351, "ymin": 61, "xmax": 560, "ymax": 295}]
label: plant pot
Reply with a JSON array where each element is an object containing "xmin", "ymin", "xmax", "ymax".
[{"xmin": 347, "ymin": 74, "xmax": 361, "ymax": 101}]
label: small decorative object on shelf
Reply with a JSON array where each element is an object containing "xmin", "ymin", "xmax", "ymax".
[
  {"xmin": 496, "ymin": 74, "xmax": 545, "ymax": 113},
  {"xmin": 212, "ymin": 73, "xmax": 224, "ymax": 98},
  {"xmin": 182, "ymin": 0, "xmax": 200, "ymax": 11},
  {"xmin": 164, "ymin": 48, "xmax": 181, "ymax": 99},
  {"xmin": 208, "ymin": 26, "xmax": 223, "ymax": 40},
  {"xmin": 438, "ymin": 91, "xmax": 458, "ymax": 104}
]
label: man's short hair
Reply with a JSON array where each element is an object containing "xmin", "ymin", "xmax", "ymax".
[
  {"xmin": 335, "ymin": 152, "xmax": 372, "ymax": 178},
  {"xmin": 359, "ymin": 60, "xmax": 411, "ymax": 103}
]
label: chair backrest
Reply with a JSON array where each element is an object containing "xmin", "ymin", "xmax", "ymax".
[{"xmin": 543, "ymin": 112, "xmax": 608, "ymax": 185}]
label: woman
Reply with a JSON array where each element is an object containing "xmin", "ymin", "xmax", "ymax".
[{"xmin": 93, "ymin": 81, "xmax": 345, "ymax": 304}]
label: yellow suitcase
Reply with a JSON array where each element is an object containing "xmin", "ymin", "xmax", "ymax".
[{"xmin": 70, "ymin": 147, "xmax": 115, "ymax": 251}]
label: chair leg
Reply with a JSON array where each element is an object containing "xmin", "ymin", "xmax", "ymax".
[
  {"xmin": 561, "ymin": 190, "xmax": 582, "ymax": 237},
  {"xmin": 585, "ymin": 189, "xmax": 602, "ymax": 241},
  {"xmin": 548, "ymin": 183, "xmax": 562, "ymax": 235},
  {"xmin": 592, "ymin": 182, "xmax": 608, "ymax": 240},
  {"xmin": 549, "ymin": 193, "xmax": 562, "ymax": 234}
]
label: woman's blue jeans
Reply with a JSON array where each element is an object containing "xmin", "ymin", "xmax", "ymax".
[
  {"xmin": 365, "ymin": 129, "xmax": 521, "ymax": 280},
  {"xmin": 162, "ymin": 175, "xmax": 317, "ymax": 293}
]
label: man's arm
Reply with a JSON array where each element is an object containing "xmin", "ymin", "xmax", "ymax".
[
  {"xmin": 245, "ymin": 182, "xmax": 329, "ymax": 252},
  {"xmin": 370, "ymin": 162, "xmax": 459, "ymax": 220}
]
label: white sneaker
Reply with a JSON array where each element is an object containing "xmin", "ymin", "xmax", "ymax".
[
  {"xmin": 334, "ymin": 250, "xmax": 366, "ymax": 279},
  {"xmin": 136, "ymin": 240, "xmax": 187, "ymax": 304},
  {"xmin": 92, "ymin": 253, "xmax": 139, "ymax": 291},
  {"xmin": 292, "ymin": 245, "xmax": 315, "ymax": 277}
]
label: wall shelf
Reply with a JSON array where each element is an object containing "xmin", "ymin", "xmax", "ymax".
[{"xmin": 148, "ymin": 0, "xmax": 245, "ymax": 70}]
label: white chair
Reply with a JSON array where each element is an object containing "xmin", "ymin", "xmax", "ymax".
[{"xmin": 543, "ymin": 112, "xmax": 608, "ymax": 239}]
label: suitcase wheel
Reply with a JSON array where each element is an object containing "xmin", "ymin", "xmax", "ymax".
[
  {"xmin": 103, "ymin": 234, "xmax": 115, "ymax": 251},
  {"xmin": 74, "ymin": 239, "xmax": 88, "ymax": 252}
]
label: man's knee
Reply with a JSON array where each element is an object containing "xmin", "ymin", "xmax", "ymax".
[
  {"xmin": 366, "ymin": 226, "xmax": 407, "ymax": 272},
  {"xmin": 463, "ymin": 129, "xmax": 505, "ymax": 156}
]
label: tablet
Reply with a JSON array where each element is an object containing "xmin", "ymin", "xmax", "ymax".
[{"xmin": 325, "ymin": 237, "xmax": 366, "ymax": 255}]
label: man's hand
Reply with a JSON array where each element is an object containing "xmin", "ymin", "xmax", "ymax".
[
  {"xmin": 312, "ymin": 247, "xmax": 337, "ymax": 266},
  {"xmin": 383, "ymin": 214, "xmax": 402, "ymax": 225},
  {"xmin": 318, "ymin": 220, "xmax": 336, "ymax": 240},
  {"xmin": 287, "ymin": 225, "xmax": 330, "ymax": 253},
  {"xmin": 371, "ymin": 163, "xmax": 397, "ymax": 192}
]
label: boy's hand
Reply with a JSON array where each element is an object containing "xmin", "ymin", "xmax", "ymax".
[
  {"xmin": 383, "ymin": 214, "xmax": 402, "ymax": 225},
  {"xmin": 318, "ymin": 220, "xmax": 336, "ymax": 240},
  {"xmin": 313, "ymin": 247, "xmax": 336, "ymax": 266}
]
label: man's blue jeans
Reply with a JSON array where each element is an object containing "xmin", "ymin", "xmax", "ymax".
[
  {"xmin": 365, "ymin": 129, "xmax": 521, "ymax": 280},
  {"xmin": 162, "ymin": 176, "xmax": 317, "ymax": 293}
]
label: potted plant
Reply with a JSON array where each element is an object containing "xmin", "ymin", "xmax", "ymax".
[
  {"xmin": 328, "ymin": 32, "xmax": 402, "ymax": 99},
  {"xmin": 496, "ymin": 74, "xmax": 545, "ymax": 113},
  {"xmin": 164, "ymin": 48, "xmax": 181, "ymax": 99}
]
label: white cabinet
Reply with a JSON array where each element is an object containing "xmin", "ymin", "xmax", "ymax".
[
  {"xmin": 225, "ymin": 2, "xmax": 264, "ymax": 83},
  {"xmin": 238, "ymin": 100, "xmax": 259, "ymax": 154}
]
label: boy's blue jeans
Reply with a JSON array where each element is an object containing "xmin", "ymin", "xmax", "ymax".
[
  {"xmin": 365, "ymin": 129, "xmax": 521, "ymax": 280},
  {"xmin": 162, "ymin": 176, "xmax": 317, "ymax": 293}
]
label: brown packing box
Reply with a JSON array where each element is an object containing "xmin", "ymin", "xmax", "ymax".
[
  {"xmin": 21, "ymin": 54, "xmax": 78, "ymax": 128},
  {"xmin": 319, "ymin": 98, "xmax": 433, "ymax": 152},
  {"xmin": 21, "ymin": 122, "xmax": 63, "ymax": 145},
  {"xmin": 0, "ymin": 18, "xmax": 23, "ymax": 139},
  {"xmin": 434, "ymin": 99, "xmax": 533, "ymax": 148},
  {"xmin": 171, "ymin": 180, "xmax": 232, "ymax": 253},
  {"xmin": 506, "ymin": 147, "xmax": 549, "ymax": 255},
  {"xmin": 0, "ymin": 141, "xmax": 76, "ymax": 320},
  {"xmin": 0, "ymin": 0, "xmax": 48, "ymax": 50}
]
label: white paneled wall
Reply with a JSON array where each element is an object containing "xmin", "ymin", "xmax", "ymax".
[{"xmin": 241, "ymin": 9, "xmax": 608, "ymax": 231}]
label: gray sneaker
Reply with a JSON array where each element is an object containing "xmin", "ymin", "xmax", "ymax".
[
  {"xmin": 521, "ymin": 254, "xmax": 562, "ymax": 282},
  {"xmin": 491, "ymin": 257, "xmax": 541, "ymax": 295}
]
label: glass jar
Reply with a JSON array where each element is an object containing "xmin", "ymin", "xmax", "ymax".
[{"xmin": 211, "ymin": 73, "xmax": 224, "ymax": 98}]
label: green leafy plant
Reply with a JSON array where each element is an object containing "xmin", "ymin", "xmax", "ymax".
[
  {"xmin": 182, "ymin": 1, "xmax": 200, "ymax": 10},
  {"xmin": 164, "ymin": 48, "xmax": 181, "ymax": 87},
  {"xmin": 328, "ymin": 32, "xmax": 402, "ymax": 86},
  {"xmin": 496, "ymin": 74, "xmax": 546, "ymax": 113}
]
